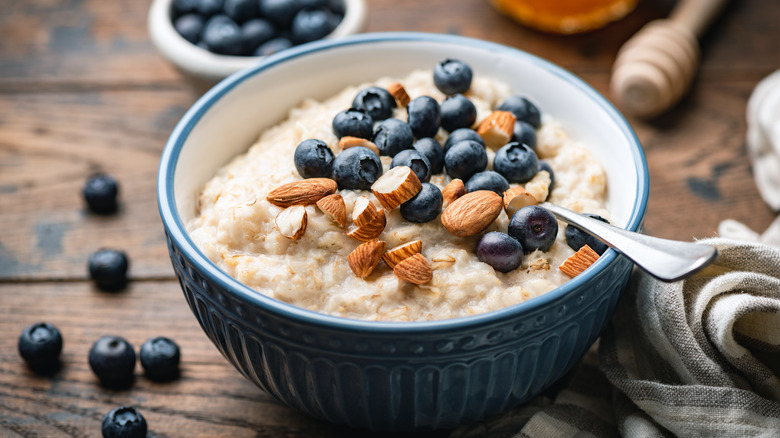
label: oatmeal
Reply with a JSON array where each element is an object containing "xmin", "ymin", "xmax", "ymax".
[{"xmin": 187, "ymin": 69, "xmax": 609, "ymax": 321}]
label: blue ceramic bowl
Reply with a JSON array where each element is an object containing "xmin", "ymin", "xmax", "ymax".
[{"xmin": 158, "ymin": 32, "xmax": 648, "ymax": 431}]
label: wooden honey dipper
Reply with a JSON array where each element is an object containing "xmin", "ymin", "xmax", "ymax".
[{"xmin": 610, "ymin": 0, "xmax": 730, "ymax": 118}]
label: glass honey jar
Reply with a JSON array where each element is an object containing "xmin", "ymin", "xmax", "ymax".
[{"xmin": 491, "ymin": 0, "xmax": 640, "ymax": 34}]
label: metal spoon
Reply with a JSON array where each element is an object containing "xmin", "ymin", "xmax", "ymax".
[{"xmin": 541, "ymin": 203, "xmax": 718, "ymax": 282}]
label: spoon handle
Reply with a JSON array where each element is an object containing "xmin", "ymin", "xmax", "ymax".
[{"xmin": 541, "ymin": 203, "xmax": 717, "ymax": 282}]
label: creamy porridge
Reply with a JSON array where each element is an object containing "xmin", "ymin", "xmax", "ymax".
[{"xmin": 187, "ymin": 68, "xmax": 609, "ymax": 321}]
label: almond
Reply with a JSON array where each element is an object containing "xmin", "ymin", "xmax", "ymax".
[
  {"xmin": 346, "ymin": 209, "xmax": 386, "ymax": 241},
  {"xmin": 267, "ymin": 178, "xmax": 337, "ymax": 207},
  {"xmin": 503, "ymin": 186, "xmax": 538, "ymax": 217},
  {"xmin": 559, "ymin": 244, "xmax": 600, "ymax": 277},
  {"xmin": 316, "ymin": 193, "xmax": 346, "ymax": 227},
  {"xmin": 274, "ymin": 205, "xmax": 307, "ymax": 240},
  {"xmin": 348, "ymin": 239, "xmax": 386, "ymax": 278},
  {"xmin": 371, "ymin": 166, "xmax": 422, "ymax": 210},
  {"xmin": 382, "ymin": 239, "xmax": 422, "ymax": 268},
  {"xmin": 442, "ymin": 178, "xmax": 466, "ymax": 206},
  {"xmin": 440, "ymin": 190, "xmax": 503, "ymax": 237},
  {"xmin": 387, "ymin": 82, "xmax": 411, "ymax": 107},
  {"xmin": 393, "ymin": 253, "xmax": 433, "ymax": 285},
  {"xmin": 339, "ymin": 136, "xmax": 381, "ymax": 155},
  {"xmin": 477, "ymin": 110, "xmax": 516, "ymax": 149},
  {"xmin": 352, "ymin": 196, "xmax": 381, "ymax": 227}
]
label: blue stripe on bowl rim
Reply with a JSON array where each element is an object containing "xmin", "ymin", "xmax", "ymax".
[{"xmin": 158, "ymin": 31, "xmax": 649, "ymax": 334}]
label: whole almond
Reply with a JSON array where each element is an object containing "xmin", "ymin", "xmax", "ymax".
[
  {"xmin": 559, "ymin": 244, "xmax": 600, "ymax": 277},
  {"xmin": 441, "ymin": 178, "xmax": 466, "ymax": 206},
  {"xmin": 274, "ymin": 205, "xmax": 307, "ymax": 240},
  {"xmin": 441, "ymin": 190, "xmax": 503, "ymax": 237},
  {"xmin": 393, "ymin": 253, "xmax": 433, "ymax": 285},
  {"xmin": 371, "ymin": 166, "xmax": 422, "ymax": 210},
  {"xmin": 348, "ymin": 239, "xmax": 386, "ymax": 278},
  {"xmin": 267, "ymin": 178, "xmax": 337, "ymax": 207},
  {"xmin": 503, "ymin": 186, "xmax": 538, "ymax": 217},
  {"xmin": 382, "ymin": 239, "xmax": 422, "ymax": 268},
  {"xmin": 316, "ymin": 193, "xmax": 346, "ymax": 227}
]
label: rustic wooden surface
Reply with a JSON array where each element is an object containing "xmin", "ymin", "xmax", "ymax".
[{"xmin": 1, "ymin": 0, "xmax": 779, "ymax": 436}]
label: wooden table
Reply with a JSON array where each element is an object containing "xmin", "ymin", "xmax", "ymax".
[{"xmin": 1, "ymin": 0, "xmax": 778, "ymax": 436}]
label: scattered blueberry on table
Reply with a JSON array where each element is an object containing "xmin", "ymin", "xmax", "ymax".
[
  {"xmin": 172, "ymin": 0, "xmax": 346, "ymax": 57},
  {"xmin": 17, "ymin": 322, "xmax": 63, "ymax": 374},
  {"xmin": 88, "ymin": 249, "xmax": 130, "ymax": 292},
  {"xmin": 101, "ymin": 406, "xmax": 147, "ymax": 438},
  {"xmin": 140, "ymin": 336, "xmax": 181, "ymax": 382},
  {"xmin": 83, "ymin": 173, "xmax": 120, "ymax": 214},
  {"xmin": 88, "ymin": 335, "xmax": 137, "ymax": 388}
]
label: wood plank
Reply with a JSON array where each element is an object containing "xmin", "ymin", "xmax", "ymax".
[{"xmin": 0, "ymin": 280, "xmax": 450, "ymax": 437}]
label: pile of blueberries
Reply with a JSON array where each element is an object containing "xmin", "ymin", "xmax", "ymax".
[
  {"xmin": 18, "ymin": 322, "xmax": 179, "ymax": 437},
  {"xmin": 294, "ymin": 58, "xmax": 609, "ymax": 273},
  {"xmin": 171, "ymin": 0, "xmax": 346, "ymax": 57}
]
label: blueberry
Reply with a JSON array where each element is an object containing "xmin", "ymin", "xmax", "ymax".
[
  {"xmin": 332, "ymin": 146, "xmax": 382, "ymax": 190},
  {"xmin": 327, "ymin": 0, "xmax": 346, "ymax": 14},
  {"xmin": 18, "ymin": 322, "xmax": 63, "ymax": 374},
  {"xmin": 300, "ymin": 0, "xmax": 328, "ymax": 6},
  {"xmin": 196, "ymin": 0, "xmax": 224, "ymax": 16},
  {"xmin": 293, "ymin": 138, "xmax": 334, "ymax": 178},
  {"xmin": 444, "ymin": 140, "xmax": 487, "ymax": 181},
  {"xmin": 332, "ymin": 109, "xmax": 373, "ymax": 139},
  {"xmin": 493, "ymin": 142, "xmax": 539, "ymax": 183},
  {"xmin": 373, "ymin": 118, "xmax": 414, "ymax": 157},
  {"xmin": 89, "ymin": 335, "xmax": 136, "ymax": 388},
  {"xmin": 224, "ymin": 0, "xmax": 257, "ymax": 23},
  {"xmin": 406, "ymin": 96, "xmax": 441, "ymax": 139},
  {"xmin": 508, "ymin": 205, "xmax": 558, "ymax": 253},
  {"xmin": 173, "ymin": 0, "xmax": 199, "ymax": 16},
  {"xmin": 565, "ymin": 214, "xmax": 610, "ymax": 255},
  {"xmin": 88, "ymin": 249, "xmax": 129, "ymax": 292},
  {"xmin": 291, "ymin": 8, "xmax": 335, "ymax": 43},
  {"xmin": 140, "ymin": 336, "xmax": 181, "ymax": 381},
  {"xmin": 433, "ymin": 59, "xmax": 473, "ymax": 95},
  {"xmin": 202, "ymin": 15, "xmax": 243, "ymax": 55},
  {"xmin": 443, "ymin": 128, "xmax": 484, "ymax": 153},
  {"xmin": 254, "ymin": 36, "xmax": 293, "ymax": 56},
  {"xmin": 512, "ymin": 120, "xmax": 537, "ymax": 150},
  {"xmin": 391, "ymin": 149, "xmax": 431, "ymax": 183},
  {"xmin": 400, "ymin": 183, "xmax": 443, "ymax": 223},
  {"xmin": 538, "ymin": 160, "xmax": 555, "ymax": 194},
  {"xmin": 240, "ymin": 18, "xmax": 275, "ymax": 54},
  {"xmin": 352, "ymin": 86, "xmax": 396, "ymax": 121},
  {"xmin": 498, "ymin": 95, "xmax": 542, "ymax": 129},
  {"xmin": 413, "ymin": 137, "xmax": 444, "ymax": 174},
  {"xmin": 440, "ymin": 94, "xmax": 477, "ymax": 132},
  {"xmin": 259, "ymin": 0, "xmax": 303, "ymax": 27},
  {"xmin": 83, "ymin": 173, "xmax": 120, "ymax": 214},
  {"xmin": 476, "ymin": 231, "xmax": 523, "ymax": 272},
  {"xmin": 174, "ymin": 14, "xmax": 204, "ymax": 44},
  {"xmin": 464, "ymin": 171, "xmax": 509, "ymax": 195},
  {"xmin": 101, "ymin": 406, "xmax": 147, "ymax": 438}
]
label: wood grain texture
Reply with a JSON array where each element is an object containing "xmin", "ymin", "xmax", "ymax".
[{"xmin": 1, "ymin": 0, "xmax": 779, "ymax": 436}]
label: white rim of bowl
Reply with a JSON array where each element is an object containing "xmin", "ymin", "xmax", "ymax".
[
  {"xmin": 148, "ymin": 0, "xmax": 367, "ymax": 81},
  {"xmin": 158, "ymin": 32, "xmax": 649, "ymax": 333}
]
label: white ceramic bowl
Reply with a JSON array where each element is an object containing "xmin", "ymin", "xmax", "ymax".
[
  {"xmin": 148, "ymin": 0, "xmax": 367, "ymax": 86},
  {"xmin": 158, "ymin": 33, "xmax": 648, "ymax": 430}
]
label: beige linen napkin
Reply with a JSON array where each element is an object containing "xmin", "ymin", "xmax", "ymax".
[{"xmin": 451, "ymin": 73, "xmax": 780, "ymax": 438}]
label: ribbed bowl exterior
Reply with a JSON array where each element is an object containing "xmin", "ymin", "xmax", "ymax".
[{"xmin": 166, "ymin": 231, "xmax": 632, "ymax": 431}]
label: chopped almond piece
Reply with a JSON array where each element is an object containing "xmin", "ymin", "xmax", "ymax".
[
  {"xmin": 339, "ymin": 136, "xmax": 381, "ymax": 155},
  {"xmin": 393, "ymin": 253, "xmax": 433, "ymax": 285},
  {"xmin": 348, "ymin": 239, "xmax": 386, "ymax": 278},
  {"xmin": 371, "ymin": 166, "xmax": 422, "ymax": 210},
  {"xmin": 382, "ymin": 240, "xmax": 423, "ymax": 268},
  {"xmin": 477, "ymin": 110, "xmax": 516, "ymax": 149},
  {"xmin": 503, "ymin": 186, "xmax": 539, "ymax": 217},
  {"xmin": 442, "ymin": 178, "xmax": 466, "ymax": 206},
  {"xmin": 387, "ymin": 82, "xmax": 411, "ymax": 107},
  {"xmin": 316, "ymin": 193, "xmax": 346, "ymax": 227},
  {"xmin": 559, "ymin": 245, "xmax": 600, "ymax": 277},
  {"xmin": 275, "ymin": 205, "xmax": 307, "ymax": 240}
]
